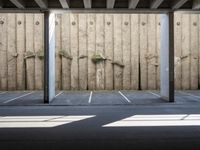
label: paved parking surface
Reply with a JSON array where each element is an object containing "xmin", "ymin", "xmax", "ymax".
[
  {"xmin": 1, "ymin": 91, "xmax": 200, "ymax": 149},
  {"xmin": 0, "ymin": 90, "xmax": 200, "ymax": 106},
  {"xmin": 52, "ymin": 91, "xmax": 90, "ymax": 105},
  {"xmin": 0, "ymin": 104, "xmax": 200, "ymax": 150}
]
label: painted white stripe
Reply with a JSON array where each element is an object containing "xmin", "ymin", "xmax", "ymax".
[
  {"xmin": 3, "ymin": 92, "xmax": 35, "ymax": 104},
  {"xmin": 55, "ymin": 91, "xmax": 63, "ymax": 98},
  {"xmin": 88, "ymin": 91, "xmax": 93, "ymax": 103},
  {"xmin": 0, "ymin": 92, "xmax": 7, "ymax": 95},
  {"xmin": 179, "ymin": 91, "xmax": 200, "ymax": 99},
  {"xmin": 118, "ymin": 91, "xmax": 131, "ymax": 103},
  {"xmin": 148, "ymin": 91, "xmax": 161, "ymax": 98}
]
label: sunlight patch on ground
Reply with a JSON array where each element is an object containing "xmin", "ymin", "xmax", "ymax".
[
  {"xmin": 0, "ymin": 115, "xmax": 95, "ymax": 128},
  {"xmin": 103, "ymin": 114, "xmax": 200, "ymax": 127}
]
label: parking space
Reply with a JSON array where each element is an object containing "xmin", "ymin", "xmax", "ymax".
[
  {"xmin": 0, "ymin": 91, "xmax": 33, "ymax": 104},
  {"xmin": 0, "ymin": 90, "xmax": 200, "ymax": 106},
  {"xmin": 5, "ymin": 91, "xmax": 43, "ymax": 105},
  {"xmin": 52, "ymin": 91, "xmax": 90, "ymax": 105},
  {"xmin": 90, "ymin": 91, "xmax": 129, "ymax": 105},
  {"xmin": 181, "ymin": 90, "xmax": 200, "ymax": 97},
  {"xmin": 175, "ymin": 90, "xmax": 200, "ymax": 104},
  {"xmin": 119, "ymin": 91, "xmax": 166, "ymax": 104},
  {"xmin": 0, "ymin": 91, "xmax": 58, "ymax": 105}
]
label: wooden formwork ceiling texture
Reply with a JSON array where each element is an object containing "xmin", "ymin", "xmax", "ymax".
[{"xmin": 0, "ymin": 0, "xmax": 198, "ymax": 11}]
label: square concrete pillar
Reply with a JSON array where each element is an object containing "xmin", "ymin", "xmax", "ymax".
[
  {"xmin": 160, "ymin": 12, "xmax": 174, "ymax": 102},
  {"xmin": 44, "ymin": 11, "xmax": 56, "ymax": 103}
]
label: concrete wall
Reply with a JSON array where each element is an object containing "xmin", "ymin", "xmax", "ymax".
[{"xmin": 0, "ymin": 13, "xmax": 199, "ymax": 91}]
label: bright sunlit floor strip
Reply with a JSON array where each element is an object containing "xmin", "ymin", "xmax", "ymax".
[
  {"xmin": 103, "ymin": 114, "xmax": 200, "ymax": 127},
  {"xmin": 0, "ymin": 115, "xmax": 95, "ymax": 128}
]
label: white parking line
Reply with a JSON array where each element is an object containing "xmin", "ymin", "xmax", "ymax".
[
  {"xmin": 118, "ymin": 91, "xmax": 131, "ymax": 103},
  {"xmin": 0, "ymin": 92, "xmax": 7, "ymax": 95},
  {"xmin": 3, "ymin": 92, "xmax": 35, "ymax": 104},
  {"xmin": 88, "ymin": 91, "xmax": 93, "ymax": 104},
  {"xmin": 148, "ymin": 91, "xmax": 161, "ymax": 98},
  {"xmin": 179, "ymin": 91, "xmax": 200, "ymax": 99},
  {"xmin": 55, "ymin": 91, "xmax": 63, "ymax": 98}
]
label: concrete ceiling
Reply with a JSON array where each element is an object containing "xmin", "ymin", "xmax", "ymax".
[{"xmin": 0, "ymin": 0, "xmax": 199, "ymax": 10}]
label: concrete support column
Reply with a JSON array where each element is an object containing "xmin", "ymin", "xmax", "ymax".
[
  {"xmin": 44, "ymin": 11, "xmax": 56, "ymax": 103},
  {"xmin": 160, "ymin": 12, "xmax": 174, "ymax": 102}
]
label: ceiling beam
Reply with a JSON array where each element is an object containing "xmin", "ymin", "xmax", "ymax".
[
  {"xmin": 59, "ymin": 0, "xmax": 70, "ymax": 8},
  {"xmin": 9, "ymin": 0, "xmax": 25, "ymax": 9},
  {"xmin": 83, "ymin": 0, "xmax": 92, "ymax": 8},
  {"xmin": 107, "ymin": 0, "xmax": 115, "ymax": 9},
  {"xmin": 172, "ymin": 0, "xmax": 188, "ymax": 9},
  {"xmin": 129, "ymin": 0, "xmax": 140, "ymax": 9},
  {"xmin": 150, "ymin": 0, "xmax": 164, "ymax": 9},
  {"xmin": 34, "ymin": 0, "xmax": 48, "ymax": 9},
  {"xmin": 193, "ymin": 0, "xmax": 200, "ymax": 9}
]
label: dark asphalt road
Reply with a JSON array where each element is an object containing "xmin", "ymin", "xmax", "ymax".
[{"xmin": 0, "ymin": 105, "xmax": 200, "ymax": 150}]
